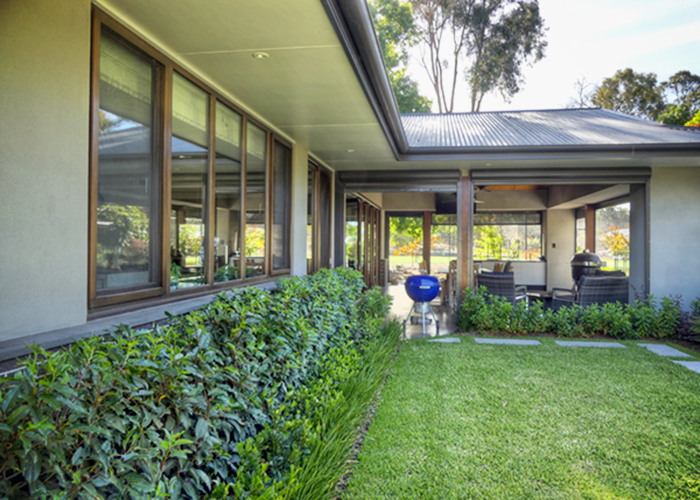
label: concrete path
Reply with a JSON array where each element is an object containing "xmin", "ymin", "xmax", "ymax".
[
  {"xmin": 673, "ymin": 361, "xmax": 700, "ymax": 374},
  {"xmin": 428, "ymin": 338, "xmax": 461, "ymax": 343},
  {"xmin": 555, "ymin": 340, "xmax": 626, "ymax": 348},
  {"xmin": 638, "ymin": 344, "xmax": 691, "ymax": 357},
  {"xmin": 475, "ymin": 338, "xmax": 541, "ymax": 346}
]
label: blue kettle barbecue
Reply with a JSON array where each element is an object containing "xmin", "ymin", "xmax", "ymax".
[{"xmin": 403, "ymin": 275, "xmax": 440, "ymax": 338}]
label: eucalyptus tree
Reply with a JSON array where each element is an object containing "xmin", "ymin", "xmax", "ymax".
[{"xmin": 411, "ymin": 0, "xmax": 547, "ymax": 112}]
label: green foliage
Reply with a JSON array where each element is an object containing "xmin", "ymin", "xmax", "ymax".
[
  {"xmin": 658, "ymin": 103, "xmax": 694, "ymax": 125},
  {"xmin": 410, "ymin": 0, "xmax": 547, "ymax": 112},
  {"xmin": 686, "ymin": 109, "xmax": 700, "ymax": 127},
  {"xmin": 369, "ymin": 0, "xmax": 432, "ymax": 113},
  {"xmin": 592, "ymin": 68, "xmax": 665, "ymax": 120},
  {"xmin": 0, "ymin": 268, "xmax": 394, "ymax": 499},
  {"xmin": 458, "ymin": 287, "xmax": 690, "ymax": 339}
]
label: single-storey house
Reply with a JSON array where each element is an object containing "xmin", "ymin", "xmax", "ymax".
[{"xmin": 2, "ymin": 0, "xmax": 700, "ymax": 362}]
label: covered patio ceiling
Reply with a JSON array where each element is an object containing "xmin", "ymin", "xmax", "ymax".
[{"xmin": 99, "ymin": 0, "xmax": 700, "ymax": 172}]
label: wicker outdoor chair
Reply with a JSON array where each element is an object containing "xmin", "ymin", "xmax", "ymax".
[
  {"xmin": 476, "ymin": 271, "xmax": 528, "ymax": 306},
  {"xmin": 551, "ymin": 275, "xmax": 629, "ymax": 310}
]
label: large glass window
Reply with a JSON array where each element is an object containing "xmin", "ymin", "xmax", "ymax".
[
  {"xmin": 345, "ymin": 201, "xmax": 359, "ymax": 269},
  {"xmin": 473, "ymin": 212, "xmax": 542, "ymax": 261},
  {"xmin": 576, "ymin": 216, "xmax": 586, "ymax": 253},
  {"xmin": 96, "ymin": 30, "xmax": 162, "ymax": 293},
  {"xmin": 170, "ymin": 74, "xmax": 209, "ymax": 290},
  {"xmin": 91, "ymin": 14, "xmax": 293, "ymax": 308},
  {"xmin": 272, "ymin": 141, "xmax": 292, "ymax": 271},
  {"xmin": 245, "ymin": 123, "xmax": 267, "ymax": 277},
  {"xmin": 431, "ymin": 214, "xmax": 457, "ymax": 274},
  {"xmin": 213, "ymin": 101, "xmax": 242, "ymax": 283},
  {"xmin": 596, "ymin": 202, "xmax": 630, "ymax": 272}
]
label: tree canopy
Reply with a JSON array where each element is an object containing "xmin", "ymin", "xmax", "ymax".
[
  {"xmin": 370, "ymin": 0, "xmax": 432, "ymax": 113},
  {"xmin": 591, "ymin": 68, "xmax": 665, "ymax": 120},
  {"xmin": 587, "ymin": 69, "xmax": 700, "ymax": 125},
  {"xmin": 411, "ymin": 0, "xmax": 547, "ymax": 112}
]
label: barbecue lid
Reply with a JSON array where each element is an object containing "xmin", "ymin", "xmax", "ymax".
[{"xmin": 570, "ymin": 250, "xmax": 602, "ymax": 267}]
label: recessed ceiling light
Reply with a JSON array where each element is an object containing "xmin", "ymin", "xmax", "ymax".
[
  {"xmin": 252, "ymin": 52, "xmax": 270, "ymax": 60},
  {"xmin": 347, "ymin": 149, "xmax": 355, "ymax": 153}
]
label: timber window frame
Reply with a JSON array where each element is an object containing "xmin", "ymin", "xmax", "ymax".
[
  {"xmin": 307, "ymin": 161, "xmax": 333, "ymax": 273},
  {"xmin": 89, "ymin": 8, "xmax": 292, "ymax": 311}
]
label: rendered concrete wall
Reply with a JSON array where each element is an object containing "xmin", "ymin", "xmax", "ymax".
[
  {"xmin": 545, "ymin": 209, "xmax": 576, "ymax": 291},
  {"xmin": 290, "ymin": 143, "xmax": 309, "ymax": 276},
  {"xmin": 476, "ymin": 189, "xmax": 547, "ymax": 211},
  {"xmin": 649, "ymin": 167, "xmax": 700, "ymax": 304},
  {"xmin": 382, "ymin": 192, "xmax": 435, "ymax": 211},
  {"xmin": 0, "ymin": 0, "xmax": 92, "ymax": 342}
]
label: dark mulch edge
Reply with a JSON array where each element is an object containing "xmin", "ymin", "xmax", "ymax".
[{"xmin": 333, "ymin": 339, "xmax": 403, "ymax": 499}]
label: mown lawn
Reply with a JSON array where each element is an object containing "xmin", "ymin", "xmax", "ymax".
[{"xmin": 344, "ymin": 338, "xmax": 700, "ymax": 500}]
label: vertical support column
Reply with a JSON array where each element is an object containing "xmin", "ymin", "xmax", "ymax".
[
  {"xmin": 629, "ymin": 183, "xmax": 649, "ymax": 300},
  {"xmin": 333, "ymin": 177, "xmax": 345, "ymax": 268},
  {"xmin": 423, "ymin": 211, "xmax": 431, "ymax": 274},
  {"xmin": 290, "ymin": 143, "xmax": 309, "ymax": 276},
  {"xmin": 585, "ymin": 204, "xmax": 596, "ymax": 252},
  {"xmin": 457, "ymin": 175, "xmax": 473, "ymax": 298}
]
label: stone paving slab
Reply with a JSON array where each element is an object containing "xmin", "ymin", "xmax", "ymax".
[
  {"xmin": 475, "ymin": 338, "xmax": 541, "ymax": 346},
  {"xmin": 555, "ymin": 340, "xmax": 626, "ymax": 348},
  {"xmin": 427, "ymin": 337, "xmax": 461, "ymax": 343},
  {"xmin": 673, "ymin": 361, "xmax": 700, "ymax": 374},
  {"xmin": 638, "ymin": 344, "xmax": 692, "ymax": 357}
]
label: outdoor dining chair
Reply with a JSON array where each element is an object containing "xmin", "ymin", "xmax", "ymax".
[
  {"xmin": 551, "ymin": 275, "xmax": 629, "ymax": 310},
  {"xmin": 476, "ymin": 271, "xmax": 528, "ymax": 306}
]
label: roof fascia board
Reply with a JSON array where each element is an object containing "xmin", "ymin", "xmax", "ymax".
[
  {"xmin": 471, "ymin": 167, "xmax": 651, "ymax": 185},
  {"xmin": 320, "ymin": 0, "xmax": 408, "ymax": 157},
  {"xmin": 398, "ymin": 143, "xmax": 700, "ymax": 162}
]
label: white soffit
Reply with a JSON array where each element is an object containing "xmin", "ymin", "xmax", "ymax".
[{"xmin": 101, "ymin": 0, "xmax": 396, "ymax": 169}]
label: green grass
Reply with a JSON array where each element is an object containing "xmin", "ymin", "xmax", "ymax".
[{"xmin": 344, "ymin": 338, "xmax": 700, "ymax": 500}]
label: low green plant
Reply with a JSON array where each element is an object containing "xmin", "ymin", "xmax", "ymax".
[
  {"xmin": 0, "ymin": 268, "xmax": 394, "ymax": 499},
  {"xmin": 458, "ymin": 287, "xmax": 695, "ymax": 340}
]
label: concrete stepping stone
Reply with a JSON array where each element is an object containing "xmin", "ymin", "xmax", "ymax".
[
  {"xmin": 555, "ymin": 340, "xmax": 626, "ymax": 348},
  {"xmin": 475, "ymin": 338, "xmax": 541, "ymax": 346},
  {"xmin": 638, "ymin": 343, "xmax": 692, "ymax": 357},
  {"xmin": 427, "ymin": 337, "xmax": 461, "ymax": 343},
  {"xmin": 673, "ymin": 361, "xmax": 700, "ymax": 374}
]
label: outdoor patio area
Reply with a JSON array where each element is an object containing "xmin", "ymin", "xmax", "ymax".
[{"xmin": 385, "ymin": 283, "xmax": 458, "ymax": 339}]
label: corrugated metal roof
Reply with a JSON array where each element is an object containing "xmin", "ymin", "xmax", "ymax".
[{"xmin": 401, "ymin": 108, "xmax": 700, "ymax": 149}]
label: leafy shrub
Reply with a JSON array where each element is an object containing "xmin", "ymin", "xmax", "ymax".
[
  {"xmin": 0, "ymin": 268, "xmax": 394, "ymax": 499},
  {"xmin": 458, "ymin": 287, "xmax": 696, "ymax": 340}
]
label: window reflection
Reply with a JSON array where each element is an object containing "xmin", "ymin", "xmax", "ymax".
[
  {"xmin": 96, "ymin": 32, "xmax": 161, "ymax": 292},
  {"xmin": 214, "ymin": 101, "xmax": 242, "ymax": 283},
  {"xmin": 245, "ymin": 123, "xmax": 267, "ymax": 277},
  {"xmin": 170, "ymin": 74, "xmax": 209, "ymax": 290}
]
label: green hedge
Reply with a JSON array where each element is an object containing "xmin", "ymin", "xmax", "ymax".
[
  {"xmin": 458, "ymin": 286, "xmax": 700, "ymax": 339},
  {"xmin": 0, "ymin": 268, "xmax": 397, "ymax": 499}
]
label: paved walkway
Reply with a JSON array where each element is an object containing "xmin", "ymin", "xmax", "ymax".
[
  {"xmin": 385, "ymin": 283, "xmax": 457, "ymax": 340},
  {"xmin": 432, "ymin": 337, "xmax": 700, "ymax": 375}
]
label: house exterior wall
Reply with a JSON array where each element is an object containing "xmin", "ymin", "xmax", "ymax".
[
  {"xmin": 0, "ymin": 0, "xmax": 92, "ymax": 342},
  {"xmin": 382, "ymin": 192, "xmax": 435, "ymax": 211},
  {"xmin": 545, "ymin": 209, "xmax": 576, "ymax": 291},
  {"xmin": 649, "ymin": 166, "xmax": 700, "ymax": 305},
  {"xmin": 0, "ymin": 0, "xmax": 311, "ymax": 347}
]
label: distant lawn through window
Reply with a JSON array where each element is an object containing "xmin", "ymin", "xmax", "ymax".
[{"xmin": 344, "ymin": 338, "xmax": 700, "ymax": 499}]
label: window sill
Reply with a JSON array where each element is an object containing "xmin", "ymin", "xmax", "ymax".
[{"xmin": 0, "ymin": 277, "xmax": 280, "ymax": 365}]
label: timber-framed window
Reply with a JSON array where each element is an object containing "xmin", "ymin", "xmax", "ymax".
[
  {"xmin": 89, "ymin": 8, "xmax": 292, "ymax": 310},
  {"xmin": 307, "ymin": 161, "xmax": 332, "ymax": 273}
]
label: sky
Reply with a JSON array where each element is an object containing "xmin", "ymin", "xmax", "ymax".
[{"xmin": 405, "ymin": 0, "xmax": 700, "ymax": 113}]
